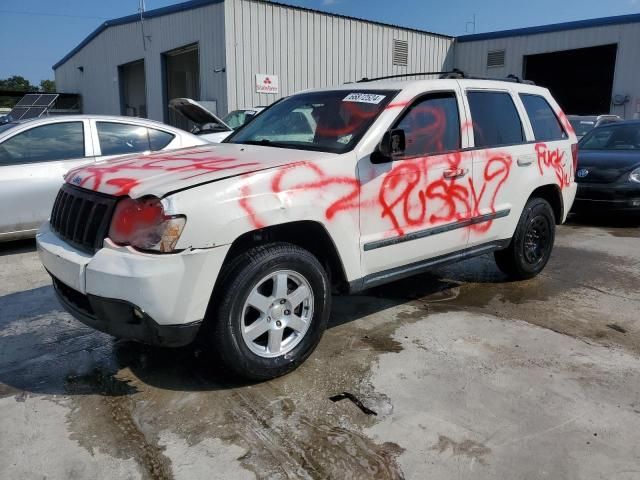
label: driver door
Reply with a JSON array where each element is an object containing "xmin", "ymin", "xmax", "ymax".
[{"xmin": 358, "ymin": 88, "xmax": 473, "ymax": 277}]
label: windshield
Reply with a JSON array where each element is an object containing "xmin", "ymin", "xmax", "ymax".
[
  {"xmin": 227, "ymin": 90, "xmax": 398, "ymax": 153},
  {"xmin": 569, "ymin": 117, "xmax": 597, "ymax": 137},
  {"xmin": 223, "ymin": 109, "xmax": 259, "ymax": 129},
  {"xmin": 580, "ymin": 124, "xmax": 640, "ymax": 151}
]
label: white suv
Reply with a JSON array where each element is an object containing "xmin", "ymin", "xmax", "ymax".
[{"xmin": 37, "ymin": 78, "xmax": 577, "ymax": 380}]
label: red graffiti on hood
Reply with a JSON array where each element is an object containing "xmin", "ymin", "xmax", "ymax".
[{"xmin": 67, "ymin": 148, "xmax": 260, "ymax": 196}]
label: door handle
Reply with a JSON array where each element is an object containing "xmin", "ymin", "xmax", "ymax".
[
  {"xmin": 517, "ymin": 155, "xmax": 535, "ymax": 167},
  {"xmin": 443, "ymin": 168, "xmax": 468, "ymax": 179}
]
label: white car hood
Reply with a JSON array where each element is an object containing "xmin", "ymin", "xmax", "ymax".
[{"xmin": 64, "ymin": 143, "xmax": 333, "ymax": 198}]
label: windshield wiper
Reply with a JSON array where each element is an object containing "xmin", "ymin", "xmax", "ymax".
[{"xmin": 241, "ymin": 139, "xmax": 276, "ymax": 146}]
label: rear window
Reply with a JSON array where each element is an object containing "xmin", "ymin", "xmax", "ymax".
[
  {"xmin": 96, "ymin": 122, "xmax": 175, "ymax": 156},
  {"xmin": 467, "ymin": 91, "xmax": 524, "ymax": 148},
  {"xmin": 520, "ymin": 94, "xmax": 567, "ymax": 141}
]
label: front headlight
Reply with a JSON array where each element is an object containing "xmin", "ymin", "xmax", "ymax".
[
  {"xmin": 630, "ymin": 167, "xmax": 640, "ymax": 184},
  {"xmin": 109, "ymin": 196, "xmax": 186, "ymax": 252}
]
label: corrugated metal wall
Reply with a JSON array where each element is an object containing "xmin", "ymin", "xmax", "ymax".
[
  {"xmin": 55, "ymin": 2, "xmax": 227, "ymax": 121},
  {"xmin": 224, "ymin": 0, "xmax": 454, "ymax": 111},
  {"xmin": 455, "ymin": 23, "xmax": 640, "ymax": 118},
  {"xmin": 54, "ymin": 0, "xmax": 454, "ymax": 118}
]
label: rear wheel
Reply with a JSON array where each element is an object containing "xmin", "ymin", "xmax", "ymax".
[
  {"xmin": 206, "ymin": 242, "xmax": 330, "ymax": 380},
  {"xmin": 494, "ymin": 197, "xmax": 556, "ymax": 279}
]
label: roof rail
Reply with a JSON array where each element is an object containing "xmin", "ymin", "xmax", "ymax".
[
  {"xmin": 357, "ymin": 69, "xmax": 465, "ymax": 82},
  {"xmin": 356, "ymin": 69, "xmax": 535, "ymax": 85}
]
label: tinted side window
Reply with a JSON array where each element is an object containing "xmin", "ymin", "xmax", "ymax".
[
  {"xmin": 148, "ymin": 128, "xmax": 175, "ymax": 150},
  {"xmin": 0, "ymin": 122, "xmax": 85, "ymax": 165},
  {"xmin": 97, "ymin": 122, "xmax": 151, "ymax": 156},
  {"xmin": 520, "ymin": 94, "xmax": 567, "ymax": 141},
  {"xmin": 467, "ymin": 91, "xmax": 524, "ymax": 148},
  {"xmin": 395, "ymin": 93, "xmax": 461, "ymax": 156}
]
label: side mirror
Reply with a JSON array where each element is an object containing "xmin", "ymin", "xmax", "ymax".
[{"xmin": 373, "ymin": 129, "xmax": 406, "ymax": 163}]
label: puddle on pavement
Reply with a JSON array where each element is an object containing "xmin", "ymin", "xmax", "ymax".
[
  {"xmin": 4, "ymin": 224, "xmax": 640, "ymax": 478},
  {"xmin": 62, "ymin": 329, "xmax": 406, "ymax": 479}
]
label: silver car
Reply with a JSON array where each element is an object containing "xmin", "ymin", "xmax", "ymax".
[{"xmin": 0, "ymin": 115, "xmax": 207, "ymax": 242}]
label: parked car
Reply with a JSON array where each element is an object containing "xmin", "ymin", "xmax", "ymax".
[
  {"xmin": 573, "ymin": 121, "xmax": 640, "ymax": 213},
  {"xmin": 38, "ymin": 79, "xmax": 577, "ymax": 380},
  {"xmin": 169, "ymin": 98, "xmax": 264, "ymax": 142},
  {"xmin": 568, "ymin": 114, "xmax": 622, "ymax": 140},
  {"xmin": 0, "ymin": 115, "xmax": 207, "ymax": 242}
]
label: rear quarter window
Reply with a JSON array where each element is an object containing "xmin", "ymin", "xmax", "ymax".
[
  {"xmin": 467, "ymin": 91, "xmax": 524, "ymax": 148},
  {"xmin": 520, "ymin": 94, "xmax": 567, "ymax": 141}
]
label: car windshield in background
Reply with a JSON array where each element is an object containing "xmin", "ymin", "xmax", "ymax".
[
  {"xmin": 580, "ymin": 123, "xmax": 640, "ymax": 151},
  {"xmin": 227, "ymin": 90, "xmax": 398, "ymax": 153},
  {"xmin": 569, "ymin": 117, "xmax": 597, "ymax": 137},
  {"xmin": 223, "ymin": 109, "xmax": 259, "ymax": 129}
]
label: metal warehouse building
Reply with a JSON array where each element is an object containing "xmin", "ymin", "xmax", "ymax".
[
  {"xmin": 54, "ymin": 0, "xmax": 640, "ymax": 123},
  {"xmin": 456, "ymin": 14, "xmax": 640, "ymax": 119},
  {"xmin": 53, "ymin": 0, "xmax": 454, "ymax": 125}
]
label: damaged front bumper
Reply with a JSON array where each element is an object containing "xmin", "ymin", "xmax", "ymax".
[{"xmin": 37, "ymin": 223, "xmax": 230, "ymax": 347}]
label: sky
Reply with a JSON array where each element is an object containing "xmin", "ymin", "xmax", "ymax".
[{"xmin": 0, "ymin": 0, "xmax": 638, "ymax": 84}]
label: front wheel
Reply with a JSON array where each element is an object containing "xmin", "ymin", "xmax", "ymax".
[
  {"xmin": 494, "ymin": 197, "xmax": 556, "ymax": 280},
  {"xmin": 206, "ymin": 242, "xmax": 331, "ymax": 381}
]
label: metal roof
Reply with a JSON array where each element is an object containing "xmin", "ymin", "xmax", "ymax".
[
  {"xmin": 53, "ymin": 0, "xmax": 452, "ymax": 70},
  {"xmin": 457, "ymin": 13, "xmax": 640, "ymax": 43}
]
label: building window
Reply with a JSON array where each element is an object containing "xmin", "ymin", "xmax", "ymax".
[
  {"xmin": 393, "ymin": 39, "xmax": 409, "ymax": 67},
  {"xmin": 487, "ymin": 49, "xmax": 506, "ymax": 68}
]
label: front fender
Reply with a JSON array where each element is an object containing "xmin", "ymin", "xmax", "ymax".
[{"xmin": 165, "ymin": 158, "xmax": 363, "ymax": 281}]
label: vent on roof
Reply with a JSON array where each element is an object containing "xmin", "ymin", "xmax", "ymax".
[
  {"xmin": 487, "ymin": 49, "xmax": 506, "ymax": 68},
  {"xmin": 393, "ymin": 39, "xmax": 409, "ymax": 67}
]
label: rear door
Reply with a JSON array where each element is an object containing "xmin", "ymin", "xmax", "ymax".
[
  {"xmin": 0, "ymin": 120, "xmax": 93, "ymax": 236},
  {"xmin": 462, "ymin": 85, "xmax": 532, "ymax": 246}
]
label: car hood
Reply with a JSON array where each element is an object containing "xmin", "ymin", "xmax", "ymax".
[
  {"xmin": 168, "ymin": 98, "xmax": 231, "ymax": 131},
  {"xmin": 576, "ymin": 150, "xmax": 640, "ymax": 183},
  {"xmin": 65, "ymin": 143, "xmax": 333, "ymax": 198}
]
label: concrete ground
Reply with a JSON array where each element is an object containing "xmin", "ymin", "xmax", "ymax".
[{"xmin": 1, "ymin": 216, "xmax": 639, "ymax": 480}]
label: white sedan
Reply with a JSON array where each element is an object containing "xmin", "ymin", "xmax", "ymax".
[{"xmin": 0, "ymin": 114, "xmax": 208, "ymax": 242}]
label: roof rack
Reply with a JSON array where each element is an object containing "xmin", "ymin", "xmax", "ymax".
[{"xmin": 357, "ymin": 69, "xmax": 535, "ymax": 85}]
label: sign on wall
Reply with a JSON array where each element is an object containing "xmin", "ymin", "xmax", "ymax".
[{"xmin": 256, "ymin": 74, "xmax": 279, "ymax": 94}]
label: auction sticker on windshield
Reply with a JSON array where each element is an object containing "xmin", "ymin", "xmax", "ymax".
[{"xmin": 343, "ymin": 93, "xmax": 386, "ymax": 104}]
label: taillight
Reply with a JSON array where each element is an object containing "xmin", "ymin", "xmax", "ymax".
[
  {"xmin": 571, "ymin": 143, "xmax": 578, "ymax": 176},
  {"xmin": 109, "ymin": 196, "xmax": 186, "ymax": 252}
]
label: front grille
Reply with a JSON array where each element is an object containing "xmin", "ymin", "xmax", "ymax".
[{"xmin": 50, "ymin": 184, "xmax": 117, "ymax": 253}]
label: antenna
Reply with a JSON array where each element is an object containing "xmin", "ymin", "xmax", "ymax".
[
  {"xmin": 138, "ymin": 0, "xmax": 151, "ymax": 51},
  {"xmin": 465, "ymin": 14, "xmax": 477, "ymax": 34}
]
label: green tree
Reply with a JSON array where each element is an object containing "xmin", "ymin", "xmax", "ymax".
[
  {"xmin": 0, "ymin": 75, "xmax": 37, "ymax": 92},
  {"xmin": 39, "ymin": 79, "xmax": 56, "ymax": 92}
]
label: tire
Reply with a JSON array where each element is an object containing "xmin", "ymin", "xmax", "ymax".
[
  {"xmin": 205, "ymin": 242, "xmax": 331, "ymax": 381},
  {"xmin": 494, "ymin": 197, "xmax": 556, "ymax": 280}
]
